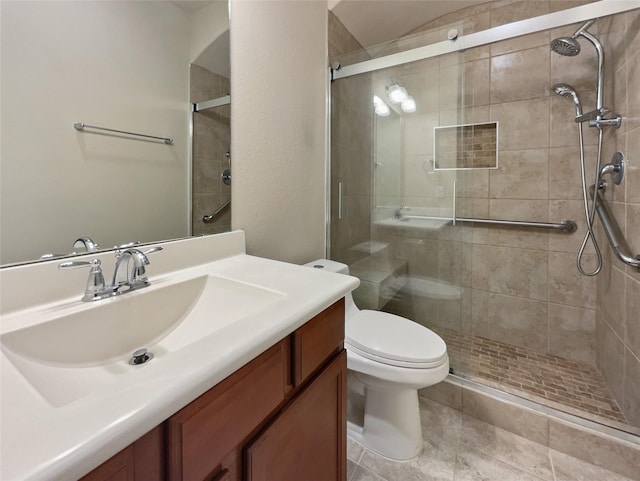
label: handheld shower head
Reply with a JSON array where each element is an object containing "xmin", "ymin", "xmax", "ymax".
[{"xmin": 552, "ymin": 83, "xmax": 583, "ymax": 116}]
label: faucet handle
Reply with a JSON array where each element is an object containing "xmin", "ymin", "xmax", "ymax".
[
  {"xmin": 115, "ymin": 241, "xmax": 140, "ymax": 250},
  {"xmin": 114, "ymin": 245, "xmax": 162, "ymax": 258},
  {"xmin": 58, "ymin": 258, "xmax": 101, "ymax": 270},
  {"xmin": 41, "ymin": 253, "xmax": 65, "ymax": 259},
  {"xmin": 59, "ymin": 259, "xmax": 108, "ymax": 302},
  {"xmin": 142, "ymin": 246, "xmax": 163, "ymax": 256}
]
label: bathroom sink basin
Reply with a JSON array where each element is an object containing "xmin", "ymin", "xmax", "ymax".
[
  {"xmin": 2, "ymin": 275, "xmax": 208, "ymax": 366},
  {"xmin": 0, "ymin": 274, "xmax": 285, "ymax": 406}
]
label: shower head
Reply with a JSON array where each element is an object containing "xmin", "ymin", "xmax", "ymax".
[
  {"xmin": 550, "ymin": 37, "xmax": 581, "ymax": 56},
  {"xmin": 550, "ymin": 19, "xmax": 597, "ymax": 57},
  {"xmin": 551, "ymin": 19, "xmax": 604, "ymax": 112},
  {"xmin": 552, "ymin": 83, "xmax": 578, "ymax": 97},
  {"xmin": 552, "ymin": 83, "xmax": 583, "ymax": 116}
]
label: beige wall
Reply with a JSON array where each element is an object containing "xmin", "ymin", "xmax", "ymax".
[
  {"xmin": 0, "ymin": 1, "xmax": 191, "ymax": 264},
  {"xmin": 190, "ymin": 0, "xmax": 229, "ymax": 68},
  {"xmin": 230, "ymin": 0, "xmax": 328, "ymax": 264}
]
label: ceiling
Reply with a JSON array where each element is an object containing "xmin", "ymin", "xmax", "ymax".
[
  {"xmin": 329, "ymin": 0, "xmax": 491, "ymax": 47},
  {"xmin": 170, "ymin": 0, "xmax": 217, "ymax": 14},
  {"xmin": 172, "ymin": 1, "xmax": 491, "ymax": 49}
]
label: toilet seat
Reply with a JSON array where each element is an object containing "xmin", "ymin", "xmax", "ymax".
[{"xmin": 345, "ymin": 310, "xmax": 447, "ymax": 369}]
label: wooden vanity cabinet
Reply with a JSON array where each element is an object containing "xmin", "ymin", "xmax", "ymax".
[
  {"xmin": 166, "ymin": 339, "xmax": 291, "ymax": 481},
  {"xmin": 293, "ymin": 300, "xmax": 345, "ymax": 387},
  {"xmin": 80, "ymin": 299, "xmax": 346, "ymax": 481},
  {"xmin": 79, "ymin": 426, "xmax": 165, "ymax": 481},
  {"xmin": 245, "ymin": 351, "xmax": 346, "ymax": 481}
]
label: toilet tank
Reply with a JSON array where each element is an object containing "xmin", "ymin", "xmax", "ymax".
[{"xmin": 304, "ymin": 259, "xmax": 359, "ymax": 318}]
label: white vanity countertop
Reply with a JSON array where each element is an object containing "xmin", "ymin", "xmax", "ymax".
[{"xmin": 0, "ymin": 231, "xmax": 359, "ymax": 480}]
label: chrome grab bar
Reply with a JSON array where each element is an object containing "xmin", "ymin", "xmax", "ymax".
[
  {"xmin": 203, "ymin": 199, "xmax": 231, "ymax": 223},
  {"xmin": 73, "ymin": 122, "xmax": 173, "ymax": 144},
  {"xmin": 589, "ymin": 185, "xmax": 640, "ymax": 269},
  {"xmin": 395, "ymin": 211, "xmax": 577, "ymax": 233}
]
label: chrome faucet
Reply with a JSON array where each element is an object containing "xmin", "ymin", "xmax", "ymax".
[
  {"xmin": 112, "ymin": 248, "xmax": 150, "ymax": 290},
  {"xmin": 73, "ymin": 237, "xmax": 100, "ymax": 253},
  {"xmin": 394, "ymin": 206, "xmax": 410, "ymax": 220},
  {"xmin": 40, "ymin": 236, "xmax": 100, "ymax": 259},
  {"xmin": 59, "ymin": 246, "xmax": 163, "ymax": 301}
]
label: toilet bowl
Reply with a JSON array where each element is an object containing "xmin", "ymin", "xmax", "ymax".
[{"xmin": 305, "ymin": 259, "xmax": 449, "ymax": 460}]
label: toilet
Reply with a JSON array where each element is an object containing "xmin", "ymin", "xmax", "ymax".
[{"xmin": 305, "ymin": 259, "xmax": 449, "ymax": 460}]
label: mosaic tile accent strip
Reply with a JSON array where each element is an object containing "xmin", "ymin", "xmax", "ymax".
[{"xmin": 433, "ymin": 327, "xmax": 630, "ymax": 428}]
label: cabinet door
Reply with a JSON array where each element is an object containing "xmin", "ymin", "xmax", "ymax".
[
  {"xmin": 79, "ymin": 446, "xmax": 134, "ymax": 481},
  {"xmin": 245, "ymin": 350, "xmax": 347, "ymax": 481},
  {"xmin": 80, "ymin": 426, "xmax": 164, "ymax": 481},
  {"xmin": 293, "ymin": 299, "xmax": 344, "ymax": 387},
  {"xmin": 166, "ymin": 340, "xmax": 289, "ymax": 481}
]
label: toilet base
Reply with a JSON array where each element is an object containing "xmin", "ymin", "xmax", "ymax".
[{"xmin": 347, "ymin": 384, "xmax": 423, "ymax": 461}]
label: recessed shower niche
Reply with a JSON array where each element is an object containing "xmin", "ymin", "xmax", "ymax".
[{"xmin": 433, "ymin": 121, "xmax": 498, "ymax": 170}]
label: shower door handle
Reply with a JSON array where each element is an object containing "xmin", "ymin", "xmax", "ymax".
[
  {"xmin": 338, "ymin": 181, "xmax": 343, "ymax": 219},
  {"xmin": 452, "ymin": 181, "xmax": 456, "ymax": 225}
]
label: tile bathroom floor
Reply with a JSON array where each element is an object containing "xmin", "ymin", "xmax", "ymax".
[{"xmin": 347, "ymin": 396, "xmax": 635, "ymax": 481}]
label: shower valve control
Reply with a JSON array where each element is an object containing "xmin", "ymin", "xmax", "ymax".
[{"xmin": 221, "ymin": 169, "xmax": 231, "ymax": 185}]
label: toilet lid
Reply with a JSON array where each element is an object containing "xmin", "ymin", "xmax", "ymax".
[{"xmin": 345, "ymin": 310, "xmax": 447, "ymax": 368}]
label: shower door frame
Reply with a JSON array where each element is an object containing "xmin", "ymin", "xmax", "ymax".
[{"xmin": 332, "ymin": 0, "xmax": 640, "ymax": 81}]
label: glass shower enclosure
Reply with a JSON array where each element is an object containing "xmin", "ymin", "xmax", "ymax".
[{"xmin": 329, "ymin": 1, "xmax": 640, "ymax": 436}]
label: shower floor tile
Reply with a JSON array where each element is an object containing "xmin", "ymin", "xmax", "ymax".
[{"xmin": 433, "ymin": 327, "xmax": 630, "ymax": 429}]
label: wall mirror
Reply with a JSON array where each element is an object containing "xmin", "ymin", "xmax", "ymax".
[{"xmin": 0, "ymin": 0, "xmax": 230, "ymax": 267}]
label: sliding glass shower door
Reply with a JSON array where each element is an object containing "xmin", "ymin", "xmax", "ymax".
[
  {"xmin": 329, "ymin": 3, "xmax": 640, "ymax": 435},
  {"xmin": 331, "ymin": 51, "xmax": 474, "ymax": 365}
]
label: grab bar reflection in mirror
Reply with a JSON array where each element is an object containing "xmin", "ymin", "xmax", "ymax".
[{"xmin": 203, "ymin": 199, "xmax": 231, "ymax": 223}]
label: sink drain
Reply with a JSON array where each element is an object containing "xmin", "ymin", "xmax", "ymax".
[{"xmin": 129, "ymin": 348, "xmax": 154, "ymax": 365}]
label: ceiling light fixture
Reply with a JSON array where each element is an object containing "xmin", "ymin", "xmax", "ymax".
[
  {"xmin": 386, "ymin": 83, "xmax": 409, "ymax": 104},
  {"xmin": 401, "ymin": 96, "xmax": 416, "ymax": 113},
  {"xmin": 373, "ymin": 95, "xmax": 390, "ymax": 116}
]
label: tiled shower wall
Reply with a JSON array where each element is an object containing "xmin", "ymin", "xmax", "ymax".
[
  {"xmin": 596, "ymin": 11, "xmax": 640, "ymax": 427},
  {"xmin": 378, "ymin": 0, "xmax": 607, "ymax": 363},
  {"xmin": 329, "ymin": 2, "xmax": 640, "ymax": 427},
  {"xmin": 190, "ymin": 64, "xmax": 231, "ymax": 236}
]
